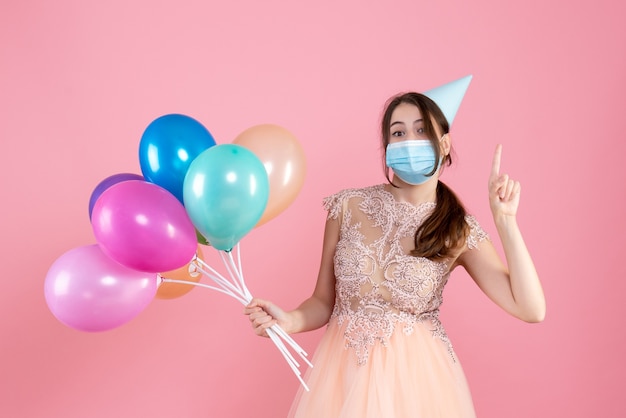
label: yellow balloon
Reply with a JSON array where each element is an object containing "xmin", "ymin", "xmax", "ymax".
[{"xmin": 233, "ymin": 124, "xmax": 306, "ymax": 227}]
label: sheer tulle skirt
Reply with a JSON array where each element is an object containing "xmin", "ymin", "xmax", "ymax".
[{"xmin": 288, "ymin": 317, "xmax": 476, "ymax": 418}]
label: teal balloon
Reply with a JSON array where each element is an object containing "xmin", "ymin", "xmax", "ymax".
[{"xmin": 183, "ymin": 144, "xmax": 269, "ymax": 251}]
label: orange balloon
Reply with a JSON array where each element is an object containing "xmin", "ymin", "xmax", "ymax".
[
  {"xmin": 233, "ymin": 124, "xmax": 306, "ymax": 226},
  {"xmin": 156, "ymin": 248, "xmax": 203, "ymax": 299}
]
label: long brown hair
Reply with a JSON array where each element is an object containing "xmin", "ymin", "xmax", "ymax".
[{"xmin": 381, "ymin": 92, "xmax": 469, "ymax": 260}]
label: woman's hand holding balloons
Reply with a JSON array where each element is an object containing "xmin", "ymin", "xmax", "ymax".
[
  {"xmin": 244, "ymin": 298, "xmax": 291, "ymax": 337},
  {"xmin": 45, "ymin": 113, "xmax": 312, "ymax": 388},
  {"xmin": 47, "ymin": 114, "xmax": 306, "ymax": 351}
]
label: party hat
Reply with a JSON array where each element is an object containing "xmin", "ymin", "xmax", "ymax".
[{"xmin": 423, "ymin": 74, "xmax": 472, "ymax": 125}]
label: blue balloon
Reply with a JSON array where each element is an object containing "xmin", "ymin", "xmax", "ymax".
[
  {"xmin": 183, "ymin": 144, "xmax": 269, "ymax": 251},
  {"xmin": 139, "ymin": 114, "xmax": 216, "ymax": 203}
]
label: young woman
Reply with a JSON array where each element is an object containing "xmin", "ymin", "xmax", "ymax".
[{"xmin": 244, "ymin": 90, "xmax": 546, "ymax": 417}]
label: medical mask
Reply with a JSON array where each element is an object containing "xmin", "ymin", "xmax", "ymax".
[{"xmin": 385, "ymin": 140, "xmax": 440, "ymax": 185}]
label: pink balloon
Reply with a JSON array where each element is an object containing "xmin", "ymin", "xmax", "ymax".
[
  {"xmin": 91, "ymin": 180, "xmax": 197, "ymax": 273},
  {"xmin": 44, "ymin": 245, "xmax": 158, "ymax": 332}
]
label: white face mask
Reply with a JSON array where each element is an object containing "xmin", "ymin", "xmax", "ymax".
[{"xmin": 385, "ymin": 140, "xmax": 439, "ymax": 185}]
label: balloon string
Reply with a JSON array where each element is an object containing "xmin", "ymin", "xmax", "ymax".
[
  {"xmin": 227, "ymin": 243, "xmax": 244, "ymax": 278},
  {"xmin": 230, "ymin": 247, "xmax": 251, "ymax": 300},
  {"xmin": 222, "ymin": 250, "xmax": 252, "ymax": 301},
  {"xmin": 193, "ymin": 258, "xmax": 242, "ymax": 298},
  {"xmin": 182, "ymin": 246, "xmax": 312, "ymax": 391},
  {"xmin": 159, "ymin": 278, "xmax": 248, "ymax": 305},
  {"xmin": 271, "ymin": 324, "xmax": 312, "ymax": 367},
  {"xmin": 220, "ymin": 249, "xmax": 312, "ymax": 370},
  {"xmin": 218, "ymin": 251, "xmax": 247, "ymax": 299},
  {"xmin": 267, "ymin": 327, "xmax": 300, "ymax": 368},
  {"xmin": 227, "ymin": 249, "xmax": 312, "ymax": 365},
  {"xmin": 267, "ymin": 327, "xmax": 309, "ymax": 391},
  {"xmin": 195, "ymin": 257, "xmax": 226, "ymax": 280},
  {"xmin": 235, "ymin": 243, "xmax": 244, "ymax": 282},
  {"xmin": 193, "ymin": 264, "xmax": 249, "ymax": 304}
]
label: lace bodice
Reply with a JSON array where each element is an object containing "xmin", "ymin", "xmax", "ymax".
[{"xmin": 323, "ymin": 184, "xmax": 489, "ymax": 365}]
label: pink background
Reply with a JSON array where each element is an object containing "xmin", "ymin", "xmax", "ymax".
[{"xmin": 1, "ymin": 1, "xmax": 624, "ymax": 417}]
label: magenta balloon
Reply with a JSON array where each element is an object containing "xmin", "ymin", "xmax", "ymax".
[
  {"xmin": 91, "ymin": 180, "xmax": 197, "ymax": 273},
  {"xmin": 44, "ymin": 245, "xmax": 158, "ymax": 332}
]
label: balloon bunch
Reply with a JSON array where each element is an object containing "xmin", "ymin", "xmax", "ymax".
[{"xmin": 44, "ymin": 114, "xmax": 310, "ymax": 388}]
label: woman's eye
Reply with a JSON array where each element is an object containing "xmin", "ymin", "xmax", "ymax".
[
  {"xmin": 417, "ymin": 128, "xmax": 424, "ymax": 134},
  {"xmin": 392, "ymin": 131, "xmax": 404, "ymax": 137}
]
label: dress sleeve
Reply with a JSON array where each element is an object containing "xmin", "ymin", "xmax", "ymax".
[
  {"xmin": 322, "ymin": 191, "xmax": 344, "ymax": 220},
  {"xmin": 465, "ymin": 214, "xmax": 490, "ymax": 250}
]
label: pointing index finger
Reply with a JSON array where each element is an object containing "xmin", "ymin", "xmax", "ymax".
[{"xmin": 491, "ymin": 144, "xmax": 502, "ymax": 176}]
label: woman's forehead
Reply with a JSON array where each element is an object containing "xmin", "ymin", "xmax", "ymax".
[{"xmin": 391, "ymin": 102, "xmax": 422, "ymax": 121}]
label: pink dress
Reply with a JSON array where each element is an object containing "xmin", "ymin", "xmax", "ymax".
[{"xmin": 288, "ymin": 185, "xmax": 488, "ymax": 418}]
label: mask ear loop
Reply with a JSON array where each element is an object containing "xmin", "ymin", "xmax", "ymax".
[
  {"xmin": 440, "ymin": 133, "xmax": 452, "ymax": 152},
  {"xmin": 436, "ymin": 134, "xmax": 450, "ymax": 173}
]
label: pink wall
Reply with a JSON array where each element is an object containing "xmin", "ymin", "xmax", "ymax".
[{"xmin": 1, "ymin": 1, "xmax": 624, "ymax": 417}]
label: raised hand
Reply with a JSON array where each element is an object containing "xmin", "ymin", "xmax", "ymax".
[{"xmin": 488, "ymin": 144, "xmax": 520, "ymax": 218}]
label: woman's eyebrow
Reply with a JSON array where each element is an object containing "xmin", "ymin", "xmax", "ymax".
[{"xmin": 390, "ymin": 118, "xmax": 423, "ymax": 127}]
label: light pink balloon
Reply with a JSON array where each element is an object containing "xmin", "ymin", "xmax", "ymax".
[
  {"xmin": 44, "ymin": 245, "xmax": 158, "ymax": 332},
  {"xmin": 91, "ymin": 180, "xmax": 197, "ymax": 273}
]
